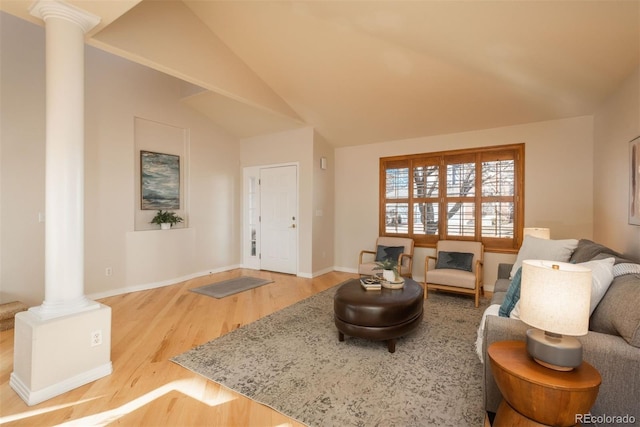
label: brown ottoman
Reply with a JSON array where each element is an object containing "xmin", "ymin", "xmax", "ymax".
[{"xmin": 333, "ymin": 278, "xmax": 424, "ymax": 353}]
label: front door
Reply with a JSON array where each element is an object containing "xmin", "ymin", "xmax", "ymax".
[{"xmin": 259, "ymin": 165, "xmax": 298, "ymax": 274}]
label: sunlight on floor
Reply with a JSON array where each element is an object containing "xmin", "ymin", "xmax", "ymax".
[
  {"xmin": 53, "ymin": 379, "xmax": 237, "ymax": 426},
  {"xmin": 1, "ymin": 379, "xmax": 237, "ymax": 427},
  {"xmin": 0, "ymin": 397, "xmax": 101, "ymax": 424}
]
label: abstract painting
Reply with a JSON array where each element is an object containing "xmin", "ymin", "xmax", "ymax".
[
  {"xmin": 141, "ymin": 151, "xmax": 180, "ymax": 210},
  {"xmin": 631, "ymin": 136, "xmax": 640, "ymax": 225}
]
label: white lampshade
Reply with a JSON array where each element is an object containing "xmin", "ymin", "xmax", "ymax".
[
  {"xmin": 523, "ymin": 227, "xmax": 551, "ymax": 239},
  {"xmin": 519, "ymin": 260, "xmax": 591, "ymax": 336}
]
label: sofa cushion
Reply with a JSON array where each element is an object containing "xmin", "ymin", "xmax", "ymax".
[
  {"xmin": 590, "ymin": 273, "xmax": 640, "ymax": 348},
  {"xmin": 425, "ymin": 269, "xmax": 477, "ymax": 289},
  {"xmin": 499, "ymin": 267, "xmax": 522, "ymax": 318},
  {"xmin": 494, "ymin": 278, "xmax": 511, "ymax": 294},
  {"xmin": 510, "ymin": 236, "xmax": 578, "ymax": 278}
]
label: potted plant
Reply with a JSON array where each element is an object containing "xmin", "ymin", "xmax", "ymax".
[
  {"xmin": 373, "ymin": 258, "xmax": 400, "ymax": 283},
  {"xmin": 150, "ymin": 210, "xmax": 183, "ymax": 230}
]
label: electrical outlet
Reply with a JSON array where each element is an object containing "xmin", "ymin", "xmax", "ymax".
[
  {"xmin": 105, "ymin": 267, "xmax": 112, "ymax": 276},
  {"xmin": 91, "ymin": 330, "xmax": 102, "ymax": 347}
]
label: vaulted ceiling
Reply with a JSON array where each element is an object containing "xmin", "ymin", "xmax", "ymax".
[{"xmin": 3, "ymin": 0, "xmax": 639, "ymax": 146}]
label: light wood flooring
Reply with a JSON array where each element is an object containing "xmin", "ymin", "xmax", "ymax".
[{"xmin": 0, "ymin": 269, "xmax": 356, "ymax": 426}]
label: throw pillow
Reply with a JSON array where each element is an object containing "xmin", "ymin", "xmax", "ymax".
[
  {"xmin": 435, "ymin": 251, "xmax": 474, "ymax": 272},
  {"xmin": 569, "ymin": 239, "xmax": 624, "ymax": 264},
  {"xmin": 613, "ymin": 263, "xmax": 640, "ymax": 277},
  {"xmin": 375, "ymin": 245, "xmax": 404, "ymax": 262},
  {"xmin": 510, "ymin": 301, "xmax": 521, "ymax": 320},
  {"xmin": 510, "ymin": 236, "xmax": 578, "ymax": 278},
  {"xmin": 579, "ymin": 257, "xmax": 615, "ymax": 315},
  {"xmin": 499, "ymin": 267, "xmax": 522, "ymax": 317}
]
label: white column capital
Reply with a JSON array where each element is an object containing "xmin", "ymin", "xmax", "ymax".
[{"xmin": 29, "ymin": 0, "xmax": 100, "ymax": 34}]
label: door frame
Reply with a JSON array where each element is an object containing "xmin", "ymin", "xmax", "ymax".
[{"xmin": 242, "ymin": 162, "xmax": 299, "ymax": 274}]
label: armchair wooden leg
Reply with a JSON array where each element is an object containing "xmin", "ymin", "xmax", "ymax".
[{"xmin": 423, "ymin": 283, "xmax": 428, "ymax": 300}]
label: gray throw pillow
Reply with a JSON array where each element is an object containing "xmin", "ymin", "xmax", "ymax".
[
  {"xmin": 569, "ymin": 239, "xmax": 625, "ymax": 264},
  {"xmin": 375, "ymin": 245, "xmax": 404, "ymax": 262},
  {"xmin": 510, "ymin": 236, "xmax": 578, "ymax": 278},
  {"xmin": 435, "ymin": 251, "xmax": 474, "ymax": 272}
]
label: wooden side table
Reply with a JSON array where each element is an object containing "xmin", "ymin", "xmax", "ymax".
[{"xmin": 488, "ymin": 340, "xmax": 601, "ymax": 427}]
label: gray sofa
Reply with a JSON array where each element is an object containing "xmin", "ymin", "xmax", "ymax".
[{"xmin": 481, "ymin": 239, "xmax": 640, "ymax": 425}]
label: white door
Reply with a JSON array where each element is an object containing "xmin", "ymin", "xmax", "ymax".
[{"xmin": 260, "ymin": 165, "xmax": 298, "ymax": 274}]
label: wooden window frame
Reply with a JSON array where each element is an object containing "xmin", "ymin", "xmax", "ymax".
[{"xmin": 379, "ymin": 144, "xmax": 525, "ymax": 253}]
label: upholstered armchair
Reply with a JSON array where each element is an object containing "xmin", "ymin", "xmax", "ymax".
[
  {"xmin": 424, "ymin": 240, "xmax": 484, "ymax": 307},
  {"xmin": 359, "ymin": 237, "xmax": 414, "ymax": 278}
]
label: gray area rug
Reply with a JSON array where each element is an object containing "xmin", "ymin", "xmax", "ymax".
[
  {"xmin": 190, "ymin": 276, "xmax": 273, "ymax": 299},
  {"xmin": 173, "ymin": 283, "xmax": 489, "ymax": 426}
]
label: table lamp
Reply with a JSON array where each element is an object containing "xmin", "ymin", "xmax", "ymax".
[
  {"xmin": 519, "ymin": 260, "xmax": 592, "ymax": 371},
  {"xmin": 523, "ymin": 227, "xmax": 551, "ymax": 239}
]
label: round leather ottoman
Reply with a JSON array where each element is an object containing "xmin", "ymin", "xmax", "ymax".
[{"xmin": 333, "ymin": 278, "xmax": 424, "ymax": 353}]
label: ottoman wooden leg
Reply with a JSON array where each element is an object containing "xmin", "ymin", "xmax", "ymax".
[
  {"xmin": 338, "ymin": 331, "xmax": 344, "ymax": 342},
  {"xmin": 387, "ymin": 338, "xmax": 396, "ymax": 353}
]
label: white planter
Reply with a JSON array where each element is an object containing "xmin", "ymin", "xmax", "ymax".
[
  {"xmin": 160, "ymin": 223, "xmax": 171, "ymax": 230},
  {"xmin": 382, "ymin": 269, "xmax": 396, "ymax": 282}
]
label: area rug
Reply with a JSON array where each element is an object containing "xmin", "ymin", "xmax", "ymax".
[
  {"xmin": 172, "ymin": 283, "xmax": 489, "ymax": 426},
  {"xmin": 190, "ymin": 276, "xmax": 273, "ymax": 299}
]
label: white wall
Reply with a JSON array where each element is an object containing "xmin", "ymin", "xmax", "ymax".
[
  {"xmin": 1, "ymin": 13, "xmax": 242, "ymax": 305},
  {"xmin": 240, "ymin": 127, "xmax": 314, "ymax": 276},
  {"xmin": 312, "ymin": 131, "xmax": 335, "ymax": 275},
  {"xmin": 239, "ymin": 127, "xmax": 336, "ymax": 277},
  {"xmin": 593, "ymin": 67, "xmax": 640, "ymax": 260},
  {"xmin": 84, "ymin": 47, "xmax": 241, "ymax": 299},
  {"xmin": 0, "ymin": 14, "xmax": 46, "ymax": 305},
  {"xmin": 2, "ymin": 11, "xmax": 635, "ymax": 306},
  {"xmin": 334, "ymin": 116, "xmax": 595, "ymax": 290}
]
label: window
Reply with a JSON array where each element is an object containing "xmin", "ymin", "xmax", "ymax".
[{"xmin": 380, "ymin": 144, "xmax": 524, "ymax": 252}]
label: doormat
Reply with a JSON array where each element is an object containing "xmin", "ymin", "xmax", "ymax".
[{"xmin": 190, "ymin": 276, "xmax": 273, "ymax": 299}]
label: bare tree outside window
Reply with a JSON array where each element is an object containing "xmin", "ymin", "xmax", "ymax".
[
  {"xmin": 413, "ymin": 165, "xmax": 439, "ymax": 235},
  {"xmin": 380, "ymin": 144, "xmax": 524, "ymax": 251}
]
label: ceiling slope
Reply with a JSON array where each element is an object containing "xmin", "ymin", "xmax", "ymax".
[
  {"xmin": 186, "ymin": 0, "xmax": 639, "ymax": 146},
  {"xmin": 89, "ymin": 0, "xmax": 302, "ymax": 125},
  {"xmin": 2, "ymin": 0, "xmax": 639, "ymax": 146}
]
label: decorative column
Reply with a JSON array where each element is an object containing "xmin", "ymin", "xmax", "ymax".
[
  {"xmin": 29, "ymin": 0, "xmax": 100, "ymax": 319},
  {"xmin": 11, "ymin": 0, "xmax": 112, "ymax": 406}
]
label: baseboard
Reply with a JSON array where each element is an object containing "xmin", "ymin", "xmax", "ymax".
[
  {"xmin": 87, "ymin": 265, "xmax": 241, "ymax": 301},
  {"xmin": 87, "ymin": 265, "xmax": 351, "ymax": 301},
  {"xmin": 310, "ymin": 266, "xmax": 335, "ymax": 278},
  {"xmin": 334, "ymin": 266, "xmax": 358, "ymax": 274},
  {"xmin": 10, "ymin": 362, "xmax": 113, "ymax": 406}
]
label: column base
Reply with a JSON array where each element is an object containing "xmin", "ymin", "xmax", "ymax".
[
  {"xmin": 29, "ymin": 296, "xmax": 100, "ymax": 321},
  {"xmin": 10, "ymin": 303, "xmax": 112, "ymax": 406}
]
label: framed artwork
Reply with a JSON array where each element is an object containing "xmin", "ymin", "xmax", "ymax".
[
  {"xmin": 631, "ymin": 136, "xmax": 640, "ymax": 226},
  {"xmin": 141, "ymin": 150, "xmax": 180, "ymax": 210}
]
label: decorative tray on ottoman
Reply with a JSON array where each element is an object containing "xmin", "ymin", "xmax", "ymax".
[{"xmin": 382, "ymin": 277, "xmax": 405, "ymax": 289}]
